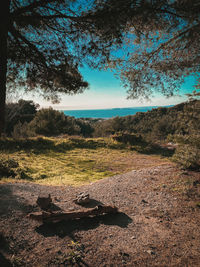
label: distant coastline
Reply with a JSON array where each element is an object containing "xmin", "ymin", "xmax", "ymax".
[{"xmin": 62, "ymin": 105, "xmax": 173, "ymax": 119}]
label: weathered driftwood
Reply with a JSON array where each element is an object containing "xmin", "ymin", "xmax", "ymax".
[
  {"xmin": 74, "ymin": 192, "xmax": 90, "ymax": 205},
  {"xmin": 29, "ymin": 205, "xmax": 118, "ymax": 223}
]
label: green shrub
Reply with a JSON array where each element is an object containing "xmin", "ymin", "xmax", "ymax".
[
  {"xmin": 0, "ymin": 158, "xmax": 19, "ymax": 178},
  {"xmin": 29, "ymin": 108, "xmax": 81, "ymax": 136},
  {"xmin": 93, "ymin": 100, "xmax": 200, "ymax": 140},
  {"xmin": 12, "ymin": 121, "xmax": 35, "ymax": 139},
  {"xmin": 169, "ymin": 134, "xmax": 200, "ymax": 148},
  {"xmin": 112, "ymin": 132, "xmax": 144, "ymax": 145},
  {"xmin": 0, "ymin": 156, "xmax": 32, "ymax": 179},
  {"xmin": 6, "ymin": 99, "xmax": 38, "ymax": 135},
  {"xmin": 172, "ymin": 145, "xmax": 200, "ymax": 170}
]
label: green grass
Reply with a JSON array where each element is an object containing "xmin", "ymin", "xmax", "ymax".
[{"xmin": 0, "ymin": 136, "xmax": 168, "ymax": 186}]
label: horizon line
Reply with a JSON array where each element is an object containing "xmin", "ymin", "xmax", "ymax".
[{"xmin": 40, "ymin": 104, "xmax": 174, "ymax": 111}]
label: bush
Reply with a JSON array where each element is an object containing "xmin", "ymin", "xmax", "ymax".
[
  {"xmin": 6, "ymin": 99, "xmax": 38, "ymax": 135},
  {"xmin": 172, "ymin": 145, "xmax": 200, "ymax": 170},
  {"xmin": 76, "ymin": 119, "xmax": 94, "ymax": 137},
  {"xmin": 169, "ymin": 134, "xmax": 200, "ymax": 148},
  {"xmin": 0, "ymin": 156, "xmax": 32, "ymax": 180},
  {"xmin": 112, "ymin": 132, "xmax": 144, "ymax": 145},
  {"xmin": 29, "ymin": 108, "xmax": 81, "ymax": 136},
  {"xmin": 0, "ymin": 158, "xmax": 19, "ymax": 178},
  {"xmin": 12, "ymin": 121, "xmax": 35, "ymax": 139},
  {"xmin": 93, "ymin": 100, "xmax": 200, "ymax": 140}
]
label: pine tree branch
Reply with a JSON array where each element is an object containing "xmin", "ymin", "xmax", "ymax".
[
  {"xmin": 15, "ymin": 13, "xmax": 85, "ymax": 22},
  {"xmin": 9, "ymin": 24, "xmax": 47, "ymax": 66},
  {"xmin": 143, "ymin": 22, "xmax": 200, "ymax": 67},
  {"xmin": 11, "ymin": 0, "xmax": 52, "ymax": 16}
]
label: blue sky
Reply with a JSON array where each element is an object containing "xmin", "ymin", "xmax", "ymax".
[
  {"xmin": 24, "ymin": 67, "xmax": 197, "ymax": 110},
  {"xmin": 31, "ymin": 67, "xmax": 196, "ymax": 110},
  {"xmin": 14, "ymin": 1, "xmax": 198, "ymax": 110}
]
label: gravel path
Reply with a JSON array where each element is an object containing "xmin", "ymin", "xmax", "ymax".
[{"xmin": 0, "ymin": 163, "xmax": 200, "ymax": 266}]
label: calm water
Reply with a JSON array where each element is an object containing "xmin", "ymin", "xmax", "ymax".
[{"xmin": 62, "ymin": 106, "xmax": 172, "ymax": 119}]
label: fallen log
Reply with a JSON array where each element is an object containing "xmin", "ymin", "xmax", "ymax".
[{"xmin": 28, "ymin": 205, "xmax": 118, "ymax": 223}]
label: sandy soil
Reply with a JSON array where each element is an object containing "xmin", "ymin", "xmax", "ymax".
[{"xmin": 0, "ymin": 162, "xmax": 200, "ymax": 266}]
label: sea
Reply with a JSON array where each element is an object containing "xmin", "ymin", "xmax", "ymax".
[{"xmin": 62, "ymin": 106, "xmax": 172, "ymax": 119}]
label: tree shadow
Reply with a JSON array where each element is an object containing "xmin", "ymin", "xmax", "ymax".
[
  {"xmin": 0, "ymin": 233, "xmax": 12, "ymax": 267},
  {"xmin": 0, "ymin": 232, "xmax": 10, "ymax": 252},
  {"xmin": 36, "ymin": 212, "xmax": 132, "ymax": 238},
  {"xmin": 131, "ymin": 142, "xmax": 175, "ymax": 158},
  {"xmin": 0, "ymin": 186, "xmax": 37, "ymax": 266},
  {"xmin": 0, "ymin": 184, "xmax": 36, "ymax": 215},
  {"xmin": 0, "ymin": 137, "xmax": 65, "ymax": 153},
  {"xmin": 0, "ymin": 253, "xmax": 12, "ymax": 267},
  {"xmin": 49, "ymin": 202, "xmax": 62, "ymax": 211},
  {"xmin": 0, "ymin": 136, "xmax": 126, "ymax": 155}
]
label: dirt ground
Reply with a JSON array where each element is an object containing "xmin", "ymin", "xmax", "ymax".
[{"xmin": 0, "ymin": 162, "xmax": 200, "ymax": 266}]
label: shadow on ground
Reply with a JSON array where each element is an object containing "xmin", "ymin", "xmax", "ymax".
[
  {"xmin": 36, "ymin": 212, "xmax": 132, "ymax": 238},
  {"xmin": 0, "ymin": 184, "xmax": 36, "ymax": 215},
  {"xmin": 0, "ymin": 233, "xmax": 12, "ymax": 267},
  {"xmin": 0, "ymin": 253, "xmax": 12, "ymax": 267},
  {"xmin": 0, "ymin": 137, "xmax": 125, "ymax": 154},
  {"xmin": 131, "ymin": 143, "xmax": 175, "ymax": 158},
  {"xmin": 0, "ymin": 137, "xmax": 174, "ymax": 160}
]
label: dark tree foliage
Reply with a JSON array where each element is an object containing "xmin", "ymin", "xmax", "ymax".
[
  {"xmin": 0, "ymin": 0, "xmax": 119, "ymax": 134},
  {"xmin": 1, "ymin": 0, "xmax": 200, "ymax": 135},
  {"xmin": 28, "ymin": 107, "xmax": 94, "ymax": 137},
  {"xmin": 76, "ymin": 119, "xmax": 94, "ymax": 137},
  {"xmin": 6, "ymin": 99, "xmax": 38, "ymax": 135},
  {"xmin": 29, "ymin": 108, "xmax": 80, "ymax": 136},
  {"xmin": 7, "ymin": 0, "xmax": 113, "ymax": 100},
  {"xmin": 89, "ymin": 0, "xmax": 200, "ymax": 100}
]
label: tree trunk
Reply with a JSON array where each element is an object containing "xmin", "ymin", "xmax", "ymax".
[{"xmin": 0, "ymin": 0, "xmax": 10, "ymax": 136}]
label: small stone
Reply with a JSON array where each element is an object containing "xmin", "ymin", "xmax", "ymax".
[
  {"xmin": 146, "ymin": 250, "xmax": 155, "ymax": 255},
  {"xmin": 131, "ymin": 236, "xmax": 136, "ymax": 239},
  {"xmin": 193, "ymin": 180, "xmax": 200, "ymax": 186},
  {"xmin": 121, "ymin": 252, "xmax": 129, "ymax": 257},
  {"xmin": 141, "ymin": 199, "xmax": 148, "ymax": 204}
]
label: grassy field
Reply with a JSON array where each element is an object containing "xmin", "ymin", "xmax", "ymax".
[{"xmin": 0, "ymin": 136, "xmax": 169, "ymax": 186}]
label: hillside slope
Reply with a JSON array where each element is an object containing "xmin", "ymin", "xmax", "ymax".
[{"xmin": 94, "ymin": 100, "xmax": 200, "ymax": 139}]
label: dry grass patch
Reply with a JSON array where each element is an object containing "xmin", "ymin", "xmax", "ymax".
[{"xmin": 0, "ymin": 137, "xmax": 169, "ymax": 186}]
